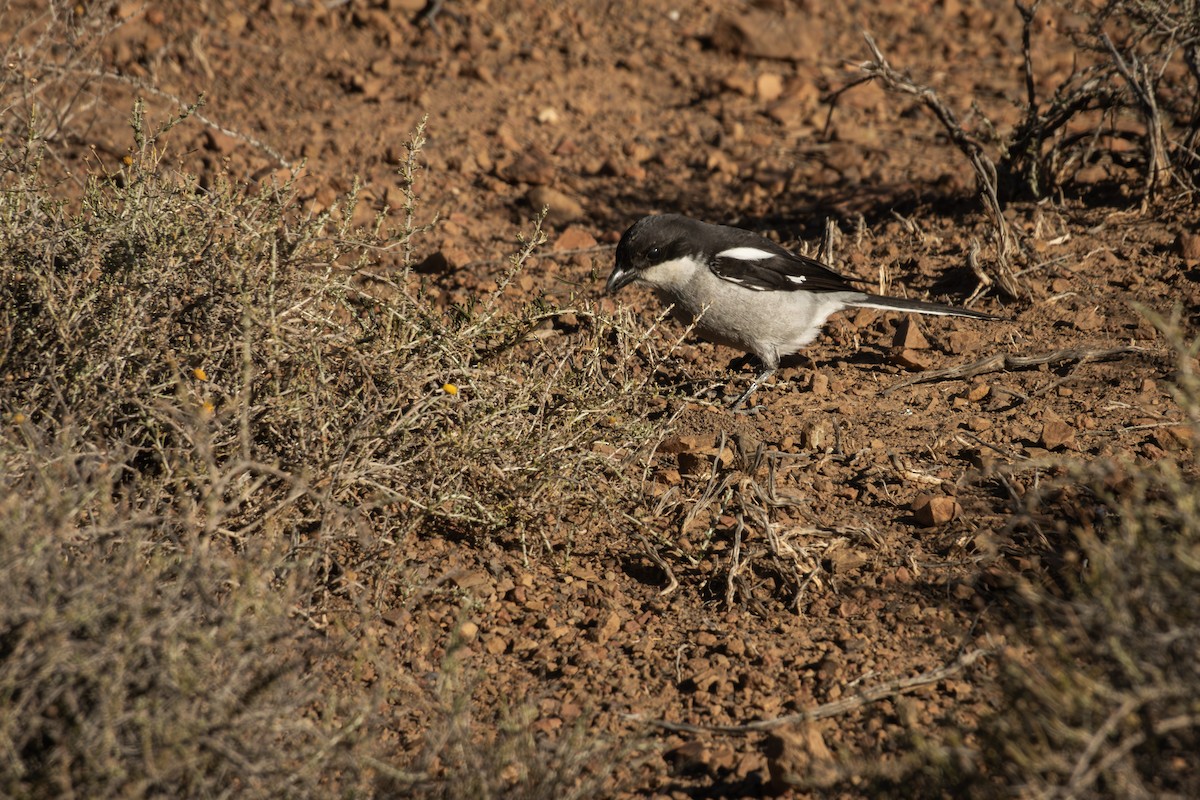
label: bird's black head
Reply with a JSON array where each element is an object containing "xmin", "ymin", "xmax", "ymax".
[{"xmin": 605, "ymin": 214, "xmax": 696, "ymax": 294}]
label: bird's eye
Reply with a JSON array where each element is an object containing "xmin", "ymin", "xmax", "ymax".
[{"xmin": 647, "ymin": 247, "xmax": 662, "ymax": 262}]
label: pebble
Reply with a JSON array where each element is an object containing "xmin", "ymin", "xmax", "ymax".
[
  {"xmin": 1039, "ymin": 418, "xmax": 1076, "ymax": 451},
  {"xmin": 710, "ymin": 9, "xmax": 816, "ymax": 60},
  {"xmin": 946, "ymin": 329, "xmax": 982, "ymax": 354},
  {"xmin": 912, "ymin": 494, "xmax": 962, "ymax": 526},
  {"xmin": 554, "ymin": 227, "xmax": 598, "ymax": 251},
  {"xmin": 893, "ymin": 348, "xmax": 932, "ymax": 370},
  {"xmin": 503, "ymin": 144, "xmax": 555, "ymax": 185},
  {"xmin": 765, "ymin": 723, "xmax": 837, "ymax": 793},
  {"xmin": 756, "ymin": 72, "xmax": 784, "ymax": 102},
  {"xmin": 809, "ymin": 372, "xmax": 830, "ymax": 396},
  {"xmin": 1176, "ymin": 231, "xmax": 1200, "ymax": 262},
  {"xmin": 526, "ymin": 186, "xmax": 584, "ymax": 225},
  {"xmin": 893, "ymin": 317, "xmax": 931, "ymax": 350}
]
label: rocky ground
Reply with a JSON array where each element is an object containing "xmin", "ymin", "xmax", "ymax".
[{"xmin": 8, "ymin": 0, "xmax": 1198, "ymax": 796}]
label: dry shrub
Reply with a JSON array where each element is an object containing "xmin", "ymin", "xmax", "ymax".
[
  {"xmin": 973, "ymin": 312, "xmax": 1199, "ymax": 798},
  {"xmin": 978, "ymin": 455, "xmax": 1200, "ymax": 798},
  {"xmin": 0, "ymin": 99, "xmax": 661, "ymax": 795},
  {"xmin": 0, "ymin": 432, "xmax": 366, "ymax": 798}
]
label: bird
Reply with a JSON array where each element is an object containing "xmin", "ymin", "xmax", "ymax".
[{"xmin": 605, "ymin": 213, "xmax": 1000, "ymax": 409}]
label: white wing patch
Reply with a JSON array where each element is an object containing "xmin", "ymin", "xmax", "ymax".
[{"xmin": 716, "ymin": 246, "xmax": 777, "ymax": 262}]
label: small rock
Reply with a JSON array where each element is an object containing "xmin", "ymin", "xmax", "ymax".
[
  {"xmin": 706, "ymin": 149, "xmax": 739, "ymax": 176},
  {"xmin": 593, "ymin": 611, "xmax": 621, "ymax": 644},
  {"xmin": 1176, "ymin": 232, "xmax": 1200, "ymax": 263},
  {"xmin": 554, "ymin": 226, "xmax": 598, "ymax": 251},
  {"xmin": 967, "ymin": 416, "xmax": 992, "ymax": 432},
  {"xmin": 966, "ymin": 382, "xmax": 990, "ymax": 402},
  {"xmin": 530, "ymin": 716, "xmax": 562, "ymax": 734},
  {"xmin": 721, "ymin": 71, "xmax": 756, "ymax": 96},
  {"xmin": 536, "ymin": 107, "xmax": 560, "ymax": 125},
  {"xmin": 946, "ymin": 329, "xmax": 981, "ymax": 354},
  {"xmin": 765, "ymin": 723, "xmax": 837, "ymax": 794},
  {"xmin": 709, "ymin": 744, "xmax": 738, "ymax": 773},
  {"xmin": 809, "ymin": 372, "xmax": 830, "ymax": 396},
  {"xmin": 1072, "ymin": 307, "xmax": 1103, "ymax": 332},
  {"xmin": 115, "ymin": 1, "xmax": 142, "ymax": 19},
  {"xmin": 893, "ymin": 348, "xmax": 932, "ymax": 371},
  {"xmin": 733, "ymin": 750, "xmax": 766, "ymax": 781},
  {"xmin": 893, "ymin": 317, "xmax": 931, "ymax": 349},
  {"xmin": 711, "ymin": 9, "xmax": 816, "ymax": 60},
  {"xmin": 458, "ymin": 621, "xmax": 479, "ymax": 641},
  {"xmin": 503, "ymin": 144, "xmax": 555, "ymax": 185},
  {"xmin": 664, "ymin": 435, "xmax": 735, "ymax": 473},
  {"xmin": 1040, "ymin": 418, "xmax": 1076, "ymax": 451},
  {"xmin": 1163, "ymin": 425, "xmax": 1194, "ymax": 450},
  {"xmin": 224, "ymin": 11, "xmax": 247, "ymax": 33},
  {"xmin": 799, "ymin": 419, "xmax": 833, "ymax": 451},
  {"xmin": 756, "ymin": 72, "xmax": 784, "ymax": 102},
  {"xmin": 623, "ymin": 141, "xmax": 653, "ymax": 163},
  {"xmin": 351, "ymin": 74, "xmax": 385, "ymax": 99},
  {"xmin": 526, "ymin": 186, "xmax": 584, "ymax": 225},
  {"xmin": 665, "ymin": 741, "xmax": 711, "ymax": 776},
  {"xmin": 912, "ymin": 494, "xmax": 962, "ymax": 527},
  {"xmin": 766, "ymin": 81, "xmax": 820, "ymax": 127}
]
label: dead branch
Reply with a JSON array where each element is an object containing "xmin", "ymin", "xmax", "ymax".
[
  {"xmin": 1015, "ymin": 1, "xmax": 1042, "ymax": 115},
  {"xmin": 883, "ymin": 346, "xmax": 1156, "ymax": 394},
  {"xmin": 634, "ymin": 530, "xmax": 679, "ymax": 597},
  {"xmin": 1100, "ymin": 32, "xmax": 1173, "ymax": 204},
  {"xmin": 628, "ymin": 648, "xmax": 991, "ymax": 735},
  {"xmin": 858, "ymin": 34, "xmax": 1024, "ymax": 300}
]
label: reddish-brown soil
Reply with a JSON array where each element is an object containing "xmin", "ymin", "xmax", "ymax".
[{"xmin": 18, "ymin": 0, "xmax": 1198, "ymax": 795}]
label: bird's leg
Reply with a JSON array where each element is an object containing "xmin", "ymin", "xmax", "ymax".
[{"xmin": 730, "ymin": 367, "xmax": 775, "ymax": 411}]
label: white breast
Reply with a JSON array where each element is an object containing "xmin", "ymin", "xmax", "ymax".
[{"xmin": 647, "ymin": 266, "xmax": 865, "ymax": 368}]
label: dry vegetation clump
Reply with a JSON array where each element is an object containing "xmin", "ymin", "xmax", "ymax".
[
  {"xmin": 970, "ymin": 315, "xmax": 1200, "ymax": 798},
  {"xmin": 4, "ymin": 1, "xmax": 1200, "ymax": 797},
  {"xmin": 0, "ymin": 444, "xmax": 364, "ymax": 797},
  {"xmin": 852, "ymin": 0, "xmax": 1200, "ymax": 300},
  {"xmin": 794, "ymin": 324, "xmax": 1200, "ymax": 798},
  {"xmin": 0, "ymin": 98, "xmax": 662, "ymax": 794}
]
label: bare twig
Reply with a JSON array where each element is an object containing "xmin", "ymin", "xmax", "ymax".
[
  {"xmin": 629, "ymin": 648, "xmax": 991, "ymax": 735},
  {"xmin": 964, "ymin": 239, "xmax": 992, "ymax": 305},
  {"xmin": 633, "ymin": 530, "xmax": 679, "ymax": 597},
  {"xmin": 883, "ymin": 346, "xmax": 1156, "ymax": 394},
  {"xmin": 1015, "ymin": 1, "xmax": 1042, "ymax": 114},
  {"xmin": 1100, "ymin": 32, "xmax": 1173, "ymax": 203},
  {"xmin": 857, "ymin": 34, "xmax": 1023, "ymax": 300}
]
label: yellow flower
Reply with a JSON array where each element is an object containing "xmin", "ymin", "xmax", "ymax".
[
  {"xmin": 193, "ymin": 367, "xmax": 208, "ymax": 381},
  {"xmin": 442, "ymin": 382, "xmax": 458, "ymax": 395},
  {"xmin": 200, "ymin": 401, "xmax": 215, "ymax": 419},
  {"xmin": 11, "ymin": 412, "xmax": 26, "ymax": 424},
  {"xmin": 122, "ymin": 155, "xmax": 133, "ymax": 166}
]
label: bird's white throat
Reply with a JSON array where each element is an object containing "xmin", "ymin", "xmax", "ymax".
[{"xmin": 637, "ymin": 256, "xmax": 702, "ymax": 292}]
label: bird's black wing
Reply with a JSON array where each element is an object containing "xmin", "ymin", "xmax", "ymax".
[{"xmin": 710, "ymin": 245, "xmax": 863, "ymax": 293}]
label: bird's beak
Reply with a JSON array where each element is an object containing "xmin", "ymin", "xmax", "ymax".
[{"xmin": 605, "ymin": 265, "xmax": 636, "ymax": 294}]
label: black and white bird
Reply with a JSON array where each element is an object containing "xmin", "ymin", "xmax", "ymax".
[{"xmin": 605, "ymin": 214, "xmax": 999, "ymax": 409}]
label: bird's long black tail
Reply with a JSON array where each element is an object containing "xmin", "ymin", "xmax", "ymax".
[{"xmin": 851, "ymin": 293, "xmax": 999, "ymax": 321}]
